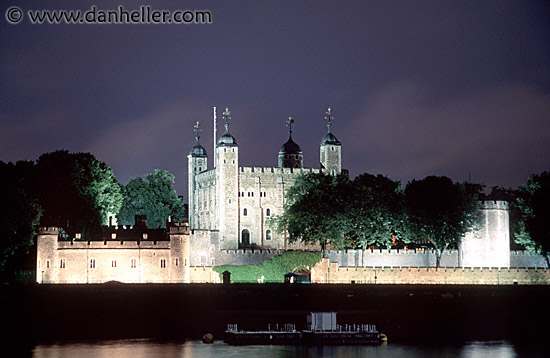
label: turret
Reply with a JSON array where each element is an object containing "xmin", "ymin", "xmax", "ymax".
[
  {"xmin": 320, "ymin": 107, "xmax": 341, "ymax": 175},
  {"xmin": 459, "ymin": 200, "xmax": 510, "ymax": 268},
  {"xmin": 36, "ymin": 227, "xmax": 59, "ymax": 283},
  {"xmin": 278, "ymin": 117, "xmax": 303, "ymax": 169},
  {"xmin": 188, "ymin": 121, "xmax": 208, "ymax": 229},
  {"xmin": 216, "ymin": 108, "xmax": 239, "ymax": 249}
]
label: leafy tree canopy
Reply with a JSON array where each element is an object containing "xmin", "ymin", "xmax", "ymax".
[
  {"xmin": 34, "ymin": 150, "xmax": 123, "ymax": 238},
  {"xmin": 514, "ymin": 172, "xmax": 550, "ymax": 264},
  {"xmin": 404, "ymin": 176, "xmax": 481, "ymax": 267},
  {"xmin": 117, "ymin": 169, "xmax": 186, "ymax": 229},
  {"xmin": 346, "ymin": 173, "xmax": 408, "ymax": 249},
  {"xmin": 270, "ymin": 173, "xmax": 350, "ymax": 249},
  {"xmin": 270, "ymin": 172, "xmax": 407, "ymax": 250}
]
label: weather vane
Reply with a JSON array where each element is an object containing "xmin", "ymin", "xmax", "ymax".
[
  {"xmin": 324, "ymin": 107, "xmax": 334, "ymax": 133},
  {"xmin": 194, "ymin": 121, "xmax": 202, "ymax": 142},
  {"xmin": 222, "ymin": 107, "xmax": 231, "ymax": 132},
  {"xmin": 286, "ymin": 116, "xmax": 295, "ymax": 135}
]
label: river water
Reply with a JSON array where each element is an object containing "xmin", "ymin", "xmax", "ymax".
[{"xmin": 30, "ymin": 339, "xmax": 543, "ymax": 358}]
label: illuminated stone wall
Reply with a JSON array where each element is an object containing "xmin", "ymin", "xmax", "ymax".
[
  {"xmin": 36, "ymin": 223, "xmax": 190, "ymax": 284},
  {"xmin": 311, "ymin": 258, "xmax": 550, "ymax": 285}
]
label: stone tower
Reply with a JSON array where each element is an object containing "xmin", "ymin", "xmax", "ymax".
[
  {"xmin": 168, "ymin": 222, "xmax": 191, "ymax": 283},
  {"xmin": 36, "ymin": 227, "xmax": 59, "ymax": 283},
  {"xmin": 320, "ymin": 107, "xmax": 342, "ymax": 175},
  {"xmin": 459, "ymin": 200, "xmax": 510, "ymax": 268},
  {"xmin": 278, "ymin": 117, "xmax": 303, "ymax": 169},
  {"xmin": 216, "ymin": 108, "xmax": 239, "ymax": 249},
  {"xmin": 187, "ymin": 121, "xmax": 208, "ymax": 230}
]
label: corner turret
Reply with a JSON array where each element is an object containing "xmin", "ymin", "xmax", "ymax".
[
  {"xmin": 188, "ymin": 121, "xmax": 208, "ymax": 229},
  {"xmin": 320, "ymin": 107, "xmax": 342, "ymax": 175}
]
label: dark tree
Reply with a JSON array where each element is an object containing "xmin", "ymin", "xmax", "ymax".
[
  {"xmin": 346, "ymin": 173, "xmax": 408, "ymax": 249},
  {"xmin": 514, "ymin": 172, "xmax": 550, "ymax": 265},
  {"xmin": 34, "ymin": 150, "xmax": 122, "ymax": 238},
  {"xmin": 117, "ymin": 169, "xmax": 186, "ymax": 229},
  {"xmin": 270, "ymin": 173, "xmax": 350, "ymax": 250},
  {"xmin": 404, "ymin": 176, "xmax": 481, "ymax": 267},
  {"xmin": 0, "ymin": 161, "xmax": 42, "ymax": 273}
]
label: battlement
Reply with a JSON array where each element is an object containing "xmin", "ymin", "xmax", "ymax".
[
  {"xmin": 239, "ymin": 166, "xmax": 321, "ymax": 175},
  {"xmin": 56, "ymin": 240, "xmax": 171, "ymax": 249},
  {"xmin": 218, "ymin": 249, "xmax": 283, "ymax": 255},
  {"xmin": 479, "ymin": 200, "xmax": 509, "ymax": 210},
  {"xmin": 168, "ymin": 222, "xmax": 190, "ymax": 235},
  {"xmin": 37, "ymin": 227, "xmax": 59, "ymax": 235}
]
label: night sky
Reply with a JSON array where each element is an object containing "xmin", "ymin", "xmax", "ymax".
[{"xmin": 2, "ymin": 0, "xmax": 549, "ymax": 198}]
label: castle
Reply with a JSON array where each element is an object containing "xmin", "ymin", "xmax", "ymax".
[
  {"xmin": 187, "ymin": 108, "xmax": 341, "ymax": 266},
  {"xmin": 35, "ymin": 107, "xmax": 549, "ymax": 284}
]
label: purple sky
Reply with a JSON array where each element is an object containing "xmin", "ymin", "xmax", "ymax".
[{"xmin": 1, "ymin": 0, "xmax": 549, "ymax": 198}]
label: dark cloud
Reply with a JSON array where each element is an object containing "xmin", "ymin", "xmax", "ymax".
[{"xmin": 344, "ymin": 82, "xmax": 550, "ymax": 188}]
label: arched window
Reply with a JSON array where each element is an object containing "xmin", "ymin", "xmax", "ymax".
[
  {"xmin": 243, "ymin": 208, "xmax": 248, "ymax": 216},
  {"xmin": 266, "ymin": 208, "xmax": 271, "ymax": 216},
  {"xmin": 266, "ymin": 230, "xmax": 272, "ymax": 240}
]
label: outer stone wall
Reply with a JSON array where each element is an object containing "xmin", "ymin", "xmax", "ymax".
[{"xmin": 311, "ymin": 258, "xmax": 550, "ymax": 285}]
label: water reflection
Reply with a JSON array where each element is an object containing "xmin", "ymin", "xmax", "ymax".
[{"xmin": 31, "ymin": 339, "xmax": 524, "ymax": 358}]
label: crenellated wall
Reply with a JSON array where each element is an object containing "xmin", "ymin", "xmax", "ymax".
[
  {"xmin": 311, "ymin": 258, "xmax": 550, "ymax": 285},
  {"xmin": 36, "ymin": 223, "xmax": 191, "ymax": 284}
]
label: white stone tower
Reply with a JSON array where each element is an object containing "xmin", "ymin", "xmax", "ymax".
[
  {"xmin": 187, "ymin": 121, "xmax": 208, "ymax": 230},
  {"xmin": 459, "ymin": 200, "xmax": 511, "ymax": 268},
  {"xmin": 320, "ymin": 107, "xmax": 342, "ymax": 175},
  {"xmin": 216, "ymin": 108, "xmax": 240, "ymax": 249}
]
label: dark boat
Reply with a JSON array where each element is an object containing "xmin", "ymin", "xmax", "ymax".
[
  {"xmin": 224, "ymin": 312, "xmax": 381, "ymax": 346},
  {"xmin": 224, "ymin": 323, "xmax": 301, "ymax": 345}
]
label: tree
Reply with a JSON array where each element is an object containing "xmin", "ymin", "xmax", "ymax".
[
  {"xmin": 34, "ymin": 150, "xmax": 123, "ymax": 238},
  {"xmin": 117, "ymin": 169, "xmax": 186, "ymax": 229},
  {"xmin": 345, "ymin": 173, "xmax": 408, "ymax": 249},
  {"xmin": 269, "ymin": 173, "xmax": 350, "ymax": 250},
  {"xmin": 514, "ymin": 172, "xmax": 550, "ymax": 266},
  {"xmin": 404, "ymin": 176, "xmax": 481, "ymax": 267},
  {"xmin": 0, "ymin": 161, "xmax": 42, "ymax": 273}
]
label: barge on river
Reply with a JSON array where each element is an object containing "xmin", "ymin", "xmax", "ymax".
[{"xmin": 224, "ymin": 312, "xmax": 381, "ymax": 346}]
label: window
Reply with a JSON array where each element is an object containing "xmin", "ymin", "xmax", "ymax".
[
  {"xmin": 200, "ymin": 254, "xmax": 206, "ymax": 266},
  {"xmin": 160, "ymin": 259, "xmax": 167, "ymax": 268},
  {"xmin": 266, "ymin": 208, "xmax": 271, "ymax": 216},
  {"xmin": 46, "ymin": 260, "xmax": 50, "ymax": 268},
  {"xmin": 266, "ymin": 230, "xmax": 272, "ymax": 240},
  {"xmin": 175, "ymin": 258, "xmax": 179, "ymax": 266},
  {"xmin": 60, "ymin": 259, "xmax": 65, "ymax": 268},
  {"xmin": 111, "ymin": 260, "xmax": 117, "ymax": 268},
  {"xmin": 243, "ymin": 208, "xmax": 248, "ymax": 216},
  {"xmin": 131, "ymin": 258, "xmax": 137, "ymax": 268},
  {"xmin": 90, "ymin": 259, "xmax": 95, "ymax": 268}
]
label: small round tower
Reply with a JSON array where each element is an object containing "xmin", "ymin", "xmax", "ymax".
[
  {"xmin": 459, "ymin": 200, "xmax": 510, "ymax": 268},
  {"xmin": 278, "ymin": 117, "xmax": 303, "ymax": 169}
]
